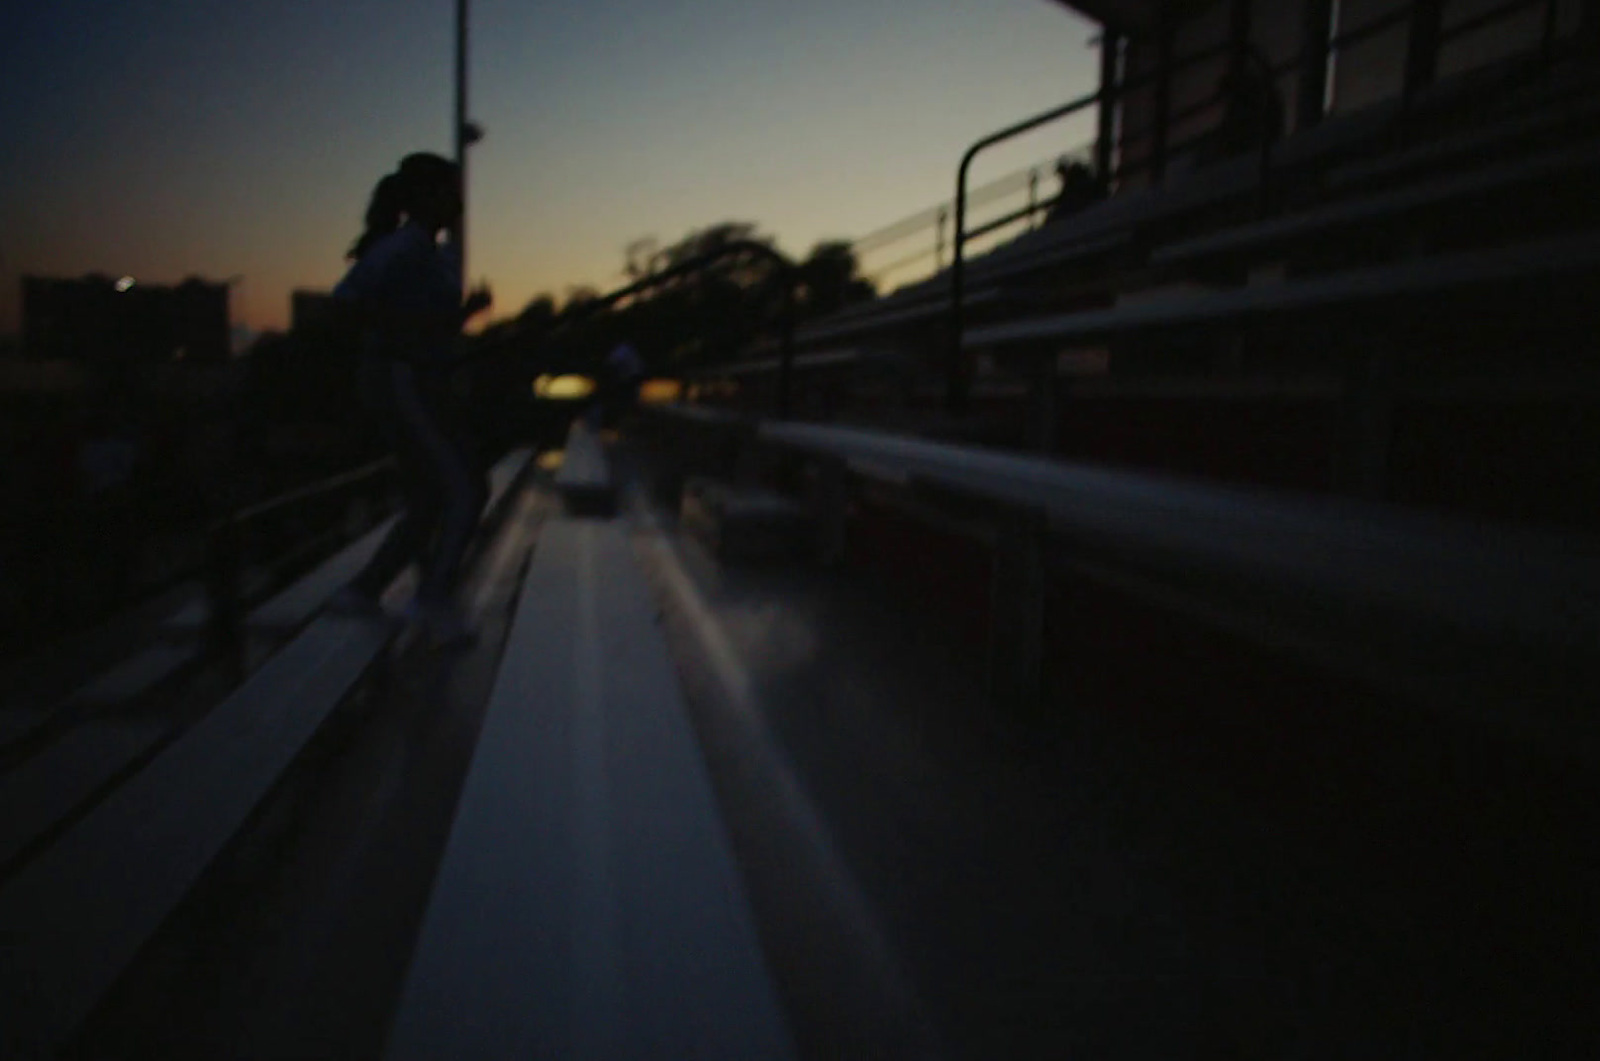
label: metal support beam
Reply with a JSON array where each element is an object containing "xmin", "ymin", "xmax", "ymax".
[
  {"xmin": 1031, "ymin": 350, "xmax": 1058, "ymax": 454},
  {"xmin": 1581, "ymin": 0, "xmax": 1600, "ymax": 54},
  {"xmin": 808, "ymin": 457, "xmax": 851, "ymax": 568},
  {"xmin": 1298, "ymin": 0, "xmax": 1336, "ymax": 129},
  {"xmin": 453, "ymin": 0, "xmax": 469, "ymax": 292},
  {"xmin": 1094, "ymin": 31, "xmax": 1121, "ymax": 182},
  {"xmin": 204, "ymin": 517, "xmax": 245, "ymax": 685},
  {"xmin": 1151, "ymin": 24, "xmax": 1173, "ymax": 184},
  {"xmin": 987, "ymin": 507, "xmax": 1049, "ymax": 715},
  {"xmin": 1229, "ymin": 0, "xmax": 1254, "ymax": 70},
  {"xmin": 1404, "ymin": 0, "xmax": 1443, "ymax": 100},
  {"xmin": 1334, "ymin": 345, "xmax": 1398, "ymax": 501}
]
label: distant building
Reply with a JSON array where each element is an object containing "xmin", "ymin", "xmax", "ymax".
[{"xmin": 20, "ymin": 274, "xmax": 230, "ymax": 366}]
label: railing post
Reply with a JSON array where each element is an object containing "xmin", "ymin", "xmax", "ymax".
[
  {"xmin": 1404, "ymin": 0, "xmax": 1443, "ymax": 102},
  {"xmin": 946, "ymin": 149, "xmax": 979, "ymax": 416},
  {"xmin": 988, "ymin": 506, "xmax": 1048, "ymax": 715},
  {"xmin": 1027, "ymin": 169, "xmax": 1040, "ymax": 229},
  {"xmin": 808, "ymin": 457, "xmax": 851, "ymax": 568},
  {"xmin": 1250, "ymin": 45, "xmax": 1278, "ymax": 217},
  {"xmin": 777, "ymin": 268, "xmax": 796, "ymax": 420},
  {"xmin": 205, "ymin": 515, "xmax": 245, "ymax": 683},
  {"xmin": 935, "ymin": 206, "xmax": 948, "ymax": 271},
  {"xmin": 1541, "ymin": 0, "xmax": 1560, "ymax": 73},
  {"xmin": 1152, "ymin": 24, "xmax": 1173, "ymax": 185},
  {"xmin": 1095, "ymin": 35, "xmax": 1120, "ymax": 183},
  {"xmin": 1031, "ymin": 349, "xmax": 1058, "ymax": 454},
  {"xmin": 1229, "ymin": 0, "xmax": 1253, "ymax": 67},
  {"xmin": 1334, "ymin": 345, "xmax": 1398, "ymax": 501},
  {"xmin": 1298, "ymin": 0, "xmax": 1335, "ymax": 130}
]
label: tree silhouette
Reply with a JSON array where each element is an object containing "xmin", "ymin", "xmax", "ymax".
[
  {"xmin": 461, "ymin": 220, "xmax": 881, "ymax": 385},
  {"xmin": 797, "ymin": 241, "xmax": 876, "ymax": 319}
]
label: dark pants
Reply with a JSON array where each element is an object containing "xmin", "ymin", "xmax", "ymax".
[
  {"xmin": 351, "ymin": 359, "xmax": 487, "ymax": 606},
  {"xmin": 600, "ymin": 377, "xmax": 641, "ymax": 429}
]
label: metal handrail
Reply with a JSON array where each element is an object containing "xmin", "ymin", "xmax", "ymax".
[
  {"xmin": 851, "ymin": 150, "xmax": 1094, "ymax": 289},
  {"xmin": 562, "ymin": 239, "xmax": 800, "ymax": 419},
  {"xmin": 945, "ymin": 35, "xmax": 1261, "ymax": 413}
]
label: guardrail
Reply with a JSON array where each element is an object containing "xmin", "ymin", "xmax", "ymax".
[{"xmin": 849, "ymin": 147, "xmax": 1096, "ymax": 292}]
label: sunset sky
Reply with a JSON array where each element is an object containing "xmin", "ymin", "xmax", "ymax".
[{"xmin": 1, "ymin": 0, "xmax": 1099, "ymax": 336}]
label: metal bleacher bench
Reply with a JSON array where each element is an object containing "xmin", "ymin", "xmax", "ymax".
[
  {"xmin": 749, "ymin": 420, "xmax": 1600, "ymax": 758},
  {"xmin": 555, "ymin": 416, "xmax": 617, "ymax": 516},
  {"xmin": 0, "ymin": 448, "xmax": 532, "ymax": 1057},
  {"xmin": 1152, "ymin": 141, "xmax": 1600, "ymax": 270},
  {"xmin": 967, "ymin": 230, "xmax": 1600, "ymax": 349},
  {"xmin": 386, "ymin": 517, "xmax": 794, "ymax": 1059}
]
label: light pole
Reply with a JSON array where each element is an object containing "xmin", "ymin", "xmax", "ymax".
[{"xmin": 453, "ymin": 0, "xmax": 483, "ymax": 295}]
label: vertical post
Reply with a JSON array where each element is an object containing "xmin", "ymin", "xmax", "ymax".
[
  {"xmin": 1229, "ymin": 0, "xmax": 1253, "ymax": 66},
  {"xmin": 946, "ymin": 151, "xmax": 979, "ymax": 415},
  {"xmin": 205, "ymin": 516, "xmax": 245, "ymax": 683},
  {"xmin": 1151, "ymin": 23, "xmax": 1173, "ymax": 185},
  {"xmin": 453, "ymin": 0, "xmax": 469, "ymax": 293},
  {"xmin": 1540, "ymin": 0, "xmax": 1559, "ymax": 73},
  {"xmin": 810, "ymin": 457, "xmax": 850, "ymax": 568},
  {"xmin": 1028, "ymin": 170, "xmax": 1040, "ymax": 229},
  {"xmin": 1031, "ymin": 346, "xmax": 1058, "ymax": 453},
  {"xmin": 1094, "ymin": 31, "xmax": 1120, "ymax": 185},
  {"xmin": 988, "ymin": 507, "xmax": 1048, "ymax": 715},
  {"xmin": 1404, "ymin": 0, "xmax": 1443, "ymax": 102},
  {"xmin": 776, "ymin": 268, "xmax": 795, "ymax": 420},
  {"xmin": 935, "ymin": 206, "xmax": 949, "ymax": 271},
  {"xmin": 1298, "ymin": 0, "xmax": 1335, "ymax": 130},
  {"xmin": 1334, "ymin": 345, "xmax": 1397, "ymax": 500}
]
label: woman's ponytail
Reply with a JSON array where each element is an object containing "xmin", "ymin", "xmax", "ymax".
[{"xmin": 347, "ymin": 172, "xmax": 404, "ymax": 260}]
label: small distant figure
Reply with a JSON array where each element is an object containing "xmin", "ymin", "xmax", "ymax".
[
  {"xmin": 594, "ymin": 340, "xmax": 645, "ymax": 431},
  {"xmin": 1046, "ymin": 160, "xmax": 1102, "ymax": 224},
  {"xmin": 326, "ymin": 152, "xmax": 494, "ymax": 649}
]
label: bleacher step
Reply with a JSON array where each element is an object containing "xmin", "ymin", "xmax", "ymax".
[
  {"xmin": 387, "ymin": 518, "xmax": 794, "ymax": 1059},
  {"xmin": 0, "ymin": 614, "xmax": 393, "ymax": 1056}
]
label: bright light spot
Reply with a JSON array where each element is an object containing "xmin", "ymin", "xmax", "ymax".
[
  {"xmin": 536, "ymin": 449, "xmax": 565, "ymax": 471},
  {"xmin": 639, "ymin": 378, "xmax": 683, "ymax": 405},
  {"xmin": 533, "ymin": 374, "xmax": 596, "ymax": 400},
  {"xmin": 115, "ymin": 276, "xmax": 135, "ymax": 292}
]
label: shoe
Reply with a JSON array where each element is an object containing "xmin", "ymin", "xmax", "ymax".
[{"xmin": 326, "ymin": 584, "xmax": 385, "ymax": 618}]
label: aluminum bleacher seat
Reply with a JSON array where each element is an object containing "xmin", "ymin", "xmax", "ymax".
[
  {"xmin": 386, "ymin": 517, "xmax": 795, "ymax": 1059},
  {"xmin": 0, "ymin": 448, "xmax": 533, "ymax": 1057}
]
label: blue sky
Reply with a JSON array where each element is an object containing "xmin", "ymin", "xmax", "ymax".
[{"xmin": 1, "ymin": 0, "xmax": 1098, "ymax": 333}]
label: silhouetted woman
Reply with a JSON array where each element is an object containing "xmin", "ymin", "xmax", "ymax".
[{"xmin": 328, "ymin": 152, "xmax": 492, "ymax": 647}]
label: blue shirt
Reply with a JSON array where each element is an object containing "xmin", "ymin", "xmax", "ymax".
[{"xmin": 333, "ymin": 222, "xmax": 461, "ymax": 365}]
